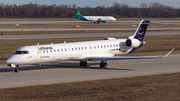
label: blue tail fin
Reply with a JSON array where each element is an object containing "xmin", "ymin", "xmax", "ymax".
[
  {"xmin": 74, "ymin": 9, "xmax": 88, "ymax": 21},
  {"xmin": 131, "ymin": 20, "xmax": 151, "ymax": 41},
  {"xmin": 128, "ymin": 20, "xmax": 173, "ymax": 54}
]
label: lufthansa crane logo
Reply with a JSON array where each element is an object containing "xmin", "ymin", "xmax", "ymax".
[{"xmin": 138, "ymin": 28, "xmax": 144, "ymax": 39}]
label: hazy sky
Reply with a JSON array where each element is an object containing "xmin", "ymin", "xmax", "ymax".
[{"xmin": 0, "ymin": 0, "xmax": 180, "ymax": 7}]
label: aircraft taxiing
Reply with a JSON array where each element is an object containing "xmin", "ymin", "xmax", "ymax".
[
  {"xmin": 74, "ymin": 9, "xmax": 116, "ymax": 24},
  {"xmin": 6, "ymin": 20, "xmax": 174, "ymax": 73}
]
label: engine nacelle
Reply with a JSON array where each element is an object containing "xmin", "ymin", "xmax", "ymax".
[
  {"xmin": 126, "ymin": 39, "xmax": 142, "ymax": 48},
  {"xmin": 102, "ymin": 20, "xmax": 106, "ymax": 23}
]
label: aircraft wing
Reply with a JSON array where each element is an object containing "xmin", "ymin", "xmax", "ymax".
[{"xmin": 87, "ymin": 48, "xmax": 175, "ymax": 61}]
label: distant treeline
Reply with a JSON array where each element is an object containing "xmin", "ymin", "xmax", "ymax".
[{"xmin": 0, "ymin": 2, "xmax": 179, "ymax": 18}]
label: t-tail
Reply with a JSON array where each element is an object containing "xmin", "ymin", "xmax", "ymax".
[
  {"xmin": 74, "ymin": 9, "xmax": 88, "ymax": 21},
  {"xmin": 126, "ymin": 20, "xmax": 173, "ymax": 54},
  {"xmin": 130, "ymin": 20, "xmax": 150, "ymax": 41}
]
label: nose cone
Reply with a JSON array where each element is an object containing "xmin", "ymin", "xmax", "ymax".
[
  {"xmin": 6, "ymin": 57, "xmax": 14, "ymax": 64},
  {"xmin": 113, "ymin": 18, "xmax": 116, "ymax": 21},
  {"xmin": 6, "ymin": 54, "xmax": 18, "ymax": 64}
]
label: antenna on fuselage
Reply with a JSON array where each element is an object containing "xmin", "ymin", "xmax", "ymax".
[
  {"xmin": 64, "ymin": 41, "xmax": 66, "ymax": 44},
  {"xmin": 37, "ymin": 43, "xmax": 39, "ymax": 46}
]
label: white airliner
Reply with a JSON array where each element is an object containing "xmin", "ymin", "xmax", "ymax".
[
  {"xmin": 6, "ymin": 20, "xmax": 174, "ymax": 73},
  {"xmin": 74, "ymin": 9, "xmax": 116, "ymax": 24}
]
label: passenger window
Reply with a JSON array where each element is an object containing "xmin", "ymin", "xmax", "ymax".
[
  {"xmin": 97, "ymin": 46, "xmax": 99, "ymax": 48},
  {"xmin": 57, "ymin": 49, "xmax": 59, "ymax": 52},
  {"xmin": 85, "ymin": 47, "xmax": 87, "ymax": 50},
  {"xmin": 54, "ymin": 49, "xmax": 56, "ymax": 52},
  {"xmin": 113, "ymin": 44, "xmax": 115, "ymax": 47},
  {"xmin": 101, "ymin": 45, "xmax": 103, "ymax": 48},
  {"xmin": 46, "ymin": 50, "xmax": 48, "ymax": 53},
  {"xmin": 43, "ymin": 50, "xmax": 45, "ymax": 53},
  {"xmin": 72, "ymin": 48, "xmax": 74, "ymax": 51},
  {"xmin": 81, "ymin": 47, "xmax": 83, "ymax": 50},
  {"xmin": 94, "ymin": 46, "xmax": 96, "ymax": 49},
  {"xmin": 90, "ymin": 47, "xmax": 92, "ymax": 49},
  {"xmin": 116, "ymin": 44, "xmax": 118, "ymax": 47},
  {"xmin": 104, "ymin": 45, "xmax": 106, "ymax": 48},
  {"xmin": 75, "ymin": 47, "xmax": 77, "ymax": 50},
  {"xmin": 61, "ymin": 49, "xmax": 63, "ymax": 52},
  {"xmin": 110, "ymin": 45, "xmax": 112, "ymax": 47},
  {"xmin": 65, "ymin": 49, "xmax": 67, "ymax": 51},
  {"xmin": 78, "ymin": 47, "xmax": 80, "ymax": 50},
  {"xmin": 50, "ymin": 50, "xmax": 52, "ymax": 53},
  {"xmin": 107, "ymin": 45, "xmax": 109, "ymax": 48}
]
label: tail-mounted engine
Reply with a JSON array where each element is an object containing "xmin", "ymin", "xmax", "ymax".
[
  {"xmin": 120, "ymin": 38, "xmax": 146, "ymax": 53},
  {"xmin": 126, "ymin": 39, "xmax": 142, "ymax": 48}
]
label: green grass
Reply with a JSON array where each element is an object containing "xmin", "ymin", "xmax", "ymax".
[
  {"xmin": 1, "ymin": 72, "xmax": 180, "ymax": 101},
  {"xmin": 1, "ymin": 35, "xmax": 180, "ymax": 65},
  {"xmin": 0, "ymin": 30, "xmax": 133, "ymax": 35}
]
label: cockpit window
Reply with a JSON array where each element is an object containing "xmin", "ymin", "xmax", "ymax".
[
  {"xmin": 22, "ymin": 51, "xmax": 29, "ymax": 54},
  {"xmin": 14, "ymin": 51, "xmax": 22, "ymax": 54},
  {"xmin": 14, "ymin": 51, "xmax": 29, "ymax": 54}
]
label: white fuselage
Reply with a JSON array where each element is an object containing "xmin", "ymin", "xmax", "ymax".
[
  {"xmin": 6, "ymin": 39, "xmax": 132, "ymax": 65},
  {"xmin": 84, "ymin": 16, "xmax": 116, "ymax": 21}
]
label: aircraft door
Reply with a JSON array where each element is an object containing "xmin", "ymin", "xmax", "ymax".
[
  {"xmin": 93, "ymin": 45, "xmax": 97, "ymax": 55},
  {"xmin": 31, "ymin": 47, "xmax": 39, "ymax": 61}
]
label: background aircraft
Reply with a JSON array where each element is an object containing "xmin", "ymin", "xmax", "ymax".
[
  {"xmin": 6, "ymin": 20, "xmax": 174, "ymax": 72},
  {"xmin": 74, "ymin": 9, "xmax": 116, "ymax": 24}
]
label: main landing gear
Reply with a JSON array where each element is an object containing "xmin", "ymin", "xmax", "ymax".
[
  {"xmin": 79, "ymin": 61, "xmax": 87, "ymax": 67},
  {"xmin": 100, "ymin": 61, "xmax": 107, "ymax": 68},
  {"xmin": 15, "ymin": 65, "xmax": 20, "ymax": 73},
  {"xmin": 79, "ymin": 61, "xmax": 108, "ymax": 68}
]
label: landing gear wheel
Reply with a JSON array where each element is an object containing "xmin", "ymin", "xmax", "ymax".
[
  {"xmin": 100, "ymin": 61, "xmax": 108, "ymax": 68},
  {"xmin": 79, "ymin": 61, "xmax": 87, "ymax": 67},
  {"xmin": 14, "ymin": 65, "xmax": 20, "ymax": 73}
]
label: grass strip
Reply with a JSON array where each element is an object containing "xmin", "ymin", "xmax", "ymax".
[{"xmin": 0, "ymin": 72, "xmax": 180, "ymax": 101}]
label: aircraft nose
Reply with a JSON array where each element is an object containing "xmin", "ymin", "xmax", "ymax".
[{"xmin": 6, "ymin": 58, "xmax": 13, "ymax": 64}]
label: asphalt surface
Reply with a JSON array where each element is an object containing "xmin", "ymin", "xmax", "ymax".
[
  {"xmin": 0, "ymin": 31, "xmax": 180, "ymax": 40},
  {"xmin": 0, "ymin": 54, "xmax": 180, "ymax": 88}
]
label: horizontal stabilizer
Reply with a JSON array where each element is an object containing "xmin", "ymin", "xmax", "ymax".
[{"xmin": 132, "ymin": 21, "xmax": 173, "ymax": 25}]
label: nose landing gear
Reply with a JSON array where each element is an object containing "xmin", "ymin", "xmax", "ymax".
[{"xmin": 15, "ymin": 65, "xmax": 20, "ymax": 73}]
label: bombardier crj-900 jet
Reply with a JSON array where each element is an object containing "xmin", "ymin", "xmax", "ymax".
[
  {"xmin": 6, "ymin": 20, "xmax": 174, "ymax": 72},
  {"xmin": 74, "ymin": 9, "xmax": 116, "ymax": 24}
]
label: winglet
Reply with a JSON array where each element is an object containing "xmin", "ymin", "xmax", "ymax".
[{"xmin": 160, "ymin": 48, "xmax": 175, "ymax": 58}]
